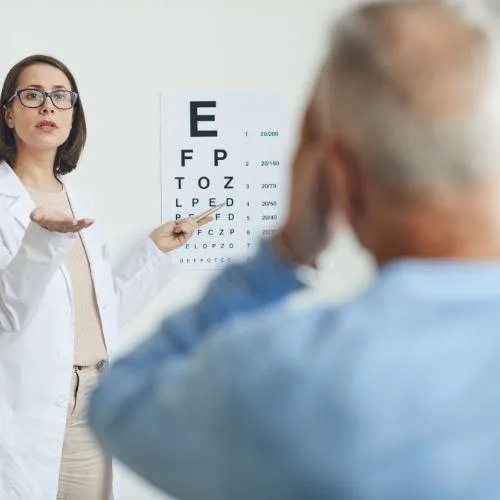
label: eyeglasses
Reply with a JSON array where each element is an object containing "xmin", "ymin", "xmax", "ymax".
[{"xmin": 5, "ymin": 88, "xmax": 78, "ymax": 110}]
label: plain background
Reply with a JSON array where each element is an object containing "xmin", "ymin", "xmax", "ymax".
[{"xmin": 1, "ymin": 1, "xmax": 374, "ymax": 498}]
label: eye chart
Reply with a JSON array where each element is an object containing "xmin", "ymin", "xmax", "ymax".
[{"xmin": 161, "ymin": 92, "xmax": 290, "ymax": 270}]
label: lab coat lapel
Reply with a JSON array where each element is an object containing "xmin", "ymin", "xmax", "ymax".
[{"xmin": 0, "ymin": 161, "xmax": 35, "ymax": 230}]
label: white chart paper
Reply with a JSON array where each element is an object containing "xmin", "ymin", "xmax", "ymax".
[{"xmin": 161, "ymin": 92, "xmax": 289, "ymax": 270}]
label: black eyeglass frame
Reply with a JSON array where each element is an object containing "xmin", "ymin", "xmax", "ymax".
[{"xmin": 4, "ymin": 88, "xmax": 79, "ymax": 110}]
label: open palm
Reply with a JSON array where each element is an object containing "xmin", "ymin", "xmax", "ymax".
[{"xmin": 30, "ymin": 207, "xmax": 94, "ymax": 233}]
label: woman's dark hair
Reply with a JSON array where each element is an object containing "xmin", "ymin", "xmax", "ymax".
[{"xmin": 0, "ymin": 54, "xmax": 86, "ymax": 175}]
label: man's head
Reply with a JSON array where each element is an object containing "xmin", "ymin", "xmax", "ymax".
[{"xmin": 316, "ymin": 0, "xmax": 500, "ymax": 262}]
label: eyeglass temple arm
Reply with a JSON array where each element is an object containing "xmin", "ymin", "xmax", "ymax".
[{"xmin": 4, "ymin": 93, "xmax": 17, "ymax": 107}]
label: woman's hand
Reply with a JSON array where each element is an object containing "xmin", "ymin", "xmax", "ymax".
[
  {"xmin": 30, "ymin": 207, "xmax": 94, "ymax": 233},
  {"xmin": 150, "ymin": 215, "xmax": 213, "ymax": 253}
]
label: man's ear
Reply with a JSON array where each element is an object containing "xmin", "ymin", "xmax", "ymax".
[
  {"xmin": 3, "ymin": 107, "xmax": 15, "ymax": 129},
  {"xmin": 328, "ymin": 138, "xmax": 367, "ymax": 222}
]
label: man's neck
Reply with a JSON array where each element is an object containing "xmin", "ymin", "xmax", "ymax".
[{"xmin": 369, "ymin": 182, "xmax": 500, "ymax": 264}]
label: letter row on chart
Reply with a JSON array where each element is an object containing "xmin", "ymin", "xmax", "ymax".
[{"xmin": 161, "ymin": 92, "xmax": 289, "ymax": 270}]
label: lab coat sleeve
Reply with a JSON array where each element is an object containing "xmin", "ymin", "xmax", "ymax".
[
  {"xmin": 0, "ymin": 222, "xmax": 75, "ymax": 333},
  {"xmin": 113, "ymin": 237, "xmax": 180, "ymax": 326}
]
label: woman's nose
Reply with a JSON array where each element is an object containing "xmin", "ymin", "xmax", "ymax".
[{"xmin": 40, "ymin": 100, "xmax": 56, "ymax": 115}]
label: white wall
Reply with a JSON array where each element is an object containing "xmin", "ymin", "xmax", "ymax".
[{"xmin": 2, "ymin": 1, "xmax": 374, "ymax": 498}]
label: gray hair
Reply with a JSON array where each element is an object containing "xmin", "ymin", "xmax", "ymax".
[{"xmin": 318, "ymin": 0, "xmax": 500, "ymax": 190}]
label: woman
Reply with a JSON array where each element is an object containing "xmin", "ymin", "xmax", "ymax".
[{"xmin": 0, "ymin": 54, "xmax": 211, "ymax": 500}]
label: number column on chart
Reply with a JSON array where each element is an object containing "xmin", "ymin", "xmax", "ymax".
[{"xmin": 242, "ymin": 125, "xmax": 285, "ymax": 257}]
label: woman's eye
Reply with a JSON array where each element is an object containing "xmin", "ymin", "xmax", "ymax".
[{"xmin": 53, "ymin": 92, "xmax": 69, "ymax": 102}]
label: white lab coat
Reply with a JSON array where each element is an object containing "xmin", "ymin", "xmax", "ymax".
[{"xmin": 0, "ymin": 161, "xmax": 179, "ymax": 500}]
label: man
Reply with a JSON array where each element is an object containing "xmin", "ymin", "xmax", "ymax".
[{"xmin": 88, "ymin": 2, "xmax": 500, "ymax": 499}]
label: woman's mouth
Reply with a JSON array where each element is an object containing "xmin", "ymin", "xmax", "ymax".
[{"xmin": 36, "ymin": 120, "xmax": 58, "ymax": 131}]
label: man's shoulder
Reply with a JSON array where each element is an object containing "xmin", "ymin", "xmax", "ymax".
[{"xmin": 216, "ymin": 303, "xmax": 341, "ymax": 400}]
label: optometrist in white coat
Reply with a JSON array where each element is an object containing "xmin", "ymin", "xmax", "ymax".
[{"xmin": 0, "ymin": 55, "xmax": 212, "ymax": 500}]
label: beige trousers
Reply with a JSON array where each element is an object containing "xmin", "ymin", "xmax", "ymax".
[{"xmin": 57, "ymin": 365, "xmax": 111, "ymax": 500}]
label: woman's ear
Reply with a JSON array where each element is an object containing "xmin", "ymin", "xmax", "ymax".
[{"xmin": 3, "ymin": 107, "xmax": 15, "ymax": 129}]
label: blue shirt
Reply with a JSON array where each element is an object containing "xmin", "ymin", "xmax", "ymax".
[{"xmin": 88, "ymin": 240, "xmax": 500, "ymax": 500}]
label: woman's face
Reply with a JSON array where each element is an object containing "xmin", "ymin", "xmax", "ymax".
[{"xmin": 4, "ymin": 63, "xmax": 74, "ymax": 156}]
